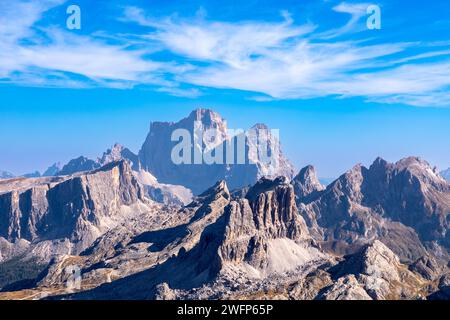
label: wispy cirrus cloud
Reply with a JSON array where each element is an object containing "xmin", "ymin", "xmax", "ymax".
[
  {"xmin": 317, "ymin": 2, "xmax": 372, "ymax": 39},
  {"xmin": 0, "ymin": 1, "xmax": 169, "ymax": 89},
  {"xmin": 123, "ymin": 5, "xmax": 450, "ymax": 106},
  {"xmin": 1, "ymin": 1, "xmax": 450, "ymax": 106}
]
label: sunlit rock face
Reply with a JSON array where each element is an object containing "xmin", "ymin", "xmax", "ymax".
[
  {"xmin": 300, "ymin": 157, "xmax": 450, "ymax": 263},
  {"xmin": 0, "ymin": 160, "xmax": 146, "ymax": 254}
]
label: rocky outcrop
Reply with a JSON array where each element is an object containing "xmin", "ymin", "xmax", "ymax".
[
  {"xmin": 0, "ymin": 161, "xmax": 146, "ymax": 254},
  {"xmin": 328, "ymin": 240, "xmax": 425, "ymax": 300},
  {"xmin": 216, "ymin": 177, "xmax": 313, "ymax": 274},
  {"xmin": 138, "ymin": 109, "xmax": 295, "ymax": 194},
  {"xmin": 318, "ymin": 275, "xmax": 372, "ymax": 300},
  {"xmin": 292, "ymin": 165, "xmax": 324, "ymax": 203},
  {"xmin": 300, "ymin": 157, "xmax": 450, "ymax": 262}
]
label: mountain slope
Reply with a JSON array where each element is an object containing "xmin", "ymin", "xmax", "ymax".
[
  {"xmin": 297, "ymin": 157, "xmax": 450, "ymax": 263},
  {"xmin": 0, "ymin": 160, "xmax": 149, "ymax": 259}
]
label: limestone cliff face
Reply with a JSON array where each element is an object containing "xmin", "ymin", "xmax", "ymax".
[
  {"xmin": 0, "ymin": 161, "xmax": 146, "ymax": 252},
  {"xmin": 301, "ymin": 157, "xmax": 450, "ymax": 262},
  {"xmin": 245, "ymin": 177, "xmax": 309, "ymax": 241},
  {"xmin": 138, "ymin": 109, "xmax": 295, "ymax": 194},
  {"xmin": 217, "ymin": 178, "xmax": 312, "ymax": 271},
  {"xmin": 194, "ymin": 177, "xmax": 313, "ymax": 277},
  {"xmin": 0, "ymin": 185, "xmax": 49, "ymax": 241}
]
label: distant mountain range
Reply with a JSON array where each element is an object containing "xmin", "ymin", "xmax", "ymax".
[
  {"xmin": 0, "ymin": 109, "xmax": 449, "ymax": 300},
  {"xmin": 0, "ymin": 171, "xmax": 14, "ymax": 179},
  {"xmin": 20, "ymin": 108, "xmax": 294, "ymax": 196},
  {"xmin": 442, "ymin": 168, "xmax": 450, "ymax": 181}
]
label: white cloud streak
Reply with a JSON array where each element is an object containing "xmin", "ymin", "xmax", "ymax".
[
  {"xmin": 0, "ymin": 1, "xmax": 169, "ymax": 89},
  {"xmin": 1, "ymin": 1, "xmax": 450, "ymax": 106},
  {"xmin": 123, "ymin": 5, "xmax": 450, "ymax": 106}
]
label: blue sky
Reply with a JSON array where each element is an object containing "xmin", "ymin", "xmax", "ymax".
[{"xmin": 1, "ymin": 0, "xmax": 450, "ymax": 177}]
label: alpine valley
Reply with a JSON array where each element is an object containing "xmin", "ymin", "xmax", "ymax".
[{"xmin": 0, "ymin": 109, "xmax": 449, "ymax": 300}]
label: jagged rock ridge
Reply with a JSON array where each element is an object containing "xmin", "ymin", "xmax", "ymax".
[
  {"xmin": 442, "ymin": 168, "xmax": 450, "ymax": 182},
  {"xmin": 138, "ymin": 109, "xmax": 295, "ymax": 194},
  {"xmin": 0, "ymin": 160, "xmax": 148, "ymax": 257},
  {"xmin": 297, "ymin": 157, "xmax": 450, "ymax": 263}
]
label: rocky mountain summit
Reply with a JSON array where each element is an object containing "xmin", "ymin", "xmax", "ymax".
[
  {"xmin": 138, "ymin": 109, "xmax": 295, "ymax": 194},
  {"xmin": 292, "ymin": 165, "xmax": 325, "ymax": 203},
  {"xmin": 297, "ymin": 157, "xmax": 450, "ymax": 264},
  {"xmin": 47, "ymin": 109, "xmax": 295, "ymax": 199},
  {"xmin": 0, "ymin": 109, "xmax": 449, "ymax": 300},
  {"xmin": 442, "ymin": 168, "xmax": 450, "ymax": 182}
]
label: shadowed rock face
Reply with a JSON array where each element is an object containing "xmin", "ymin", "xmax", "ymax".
[
  {"xmin": 163, "ymin": 177, "xmax": 312, "ymax": 286},
  {"xmin": 245, "ymin": 176, "xmax": 309, "ymax": 241},
  {"xmin": 442, "ymin": 168, "xmax": 450, "ymax": 182},
  {"xmin": 138, "ymin": 109, "xmax": 295, "ymax": 194},
  {"xmin": 0, "ymin": 161, "xmax": 146, "ymax": 253},
  {"xmin": 300, "ymin": 157, "xmax": 450, "ymax": 262},
  {"xmin": 292, "ymin": 165, "xmax": 325, "ymax": 204},
  {"xmin": 216, "ymin": 178, "xmax": 312, "ymax": 271},
  {"xmin": 409, "ymin": 255, "xmax": 444, "ymax": 281}
]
